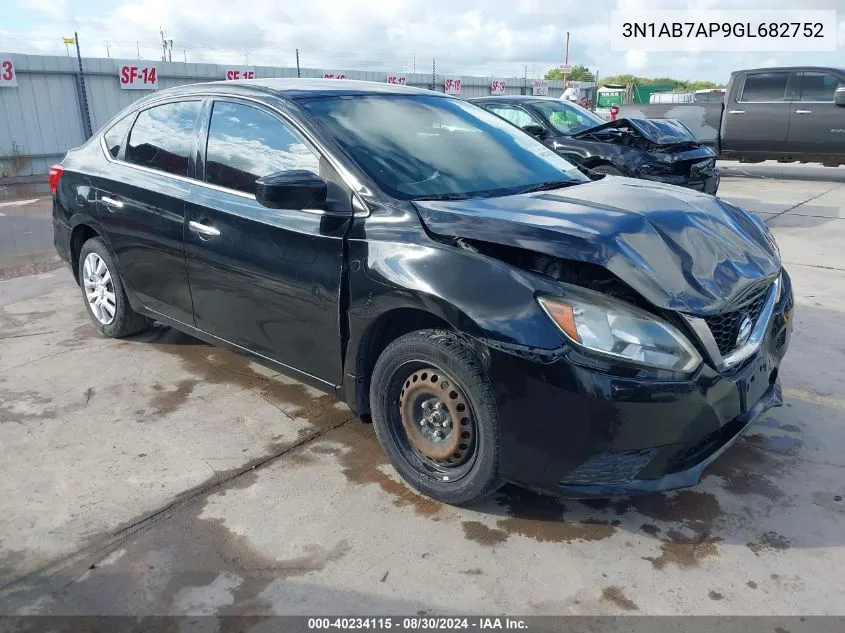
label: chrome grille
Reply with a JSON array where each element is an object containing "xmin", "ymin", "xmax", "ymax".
[{"xmin": 704, "ymin": 286, "xmax": 769, "ymax": 356}]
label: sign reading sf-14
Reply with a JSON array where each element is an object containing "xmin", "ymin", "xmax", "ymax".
[
  {"xmin": 225, "ymin": 67, "xmax": 255, "ymax": 80},
  {"xmin": 490, "ymin": 79, "xmax": 506, "ymax": 94},
  {"xmin": 119, "ymin": 64, "xmax": 158, "ymax": 90},
  {"xmin": 0, "ymin": 58, "xmax": 17, "ymax": 87}
]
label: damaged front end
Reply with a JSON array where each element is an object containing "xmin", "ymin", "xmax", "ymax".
[
  {"xmin": 573, "ymin": 117, "xmax": 720, "ymax": 194},
  {"xmin": 411, "ymin": 178, "xmax": 793, "ymax": 497}
]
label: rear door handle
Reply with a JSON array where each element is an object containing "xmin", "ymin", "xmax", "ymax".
[
  {"xmin": 188, "ymin": 220, "xmax": 221, "ymax": 237},
  {"xmin": 794, "ymin": 109, "xmax": 812, "ymax": 114},
  {"xmin": 728, "ymin": 110, "xmax": 745, "ymax": 114},
  {"xmin": 101, "ymin": 196, "xmax": 123, "ymax": 209}
]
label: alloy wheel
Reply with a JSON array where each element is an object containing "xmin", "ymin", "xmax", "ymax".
[{"xmin": 82, "ymin": 252, "xmax": 116, "ymax": 325}]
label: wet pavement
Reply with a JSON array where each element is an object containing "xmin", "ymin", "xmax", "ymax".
[{"xmin": 0, "ymin": 162, "xmax": 844, "ymax": 615}]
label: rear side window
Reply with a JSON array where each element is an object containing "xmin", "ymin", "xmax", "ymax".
[
  {"xmin": 204, "ymin": 101, "xmax": 320, "ymax": 195},
  {"xmin": 798, "ymin": 72, "xmax": 841, "ymax": 102},
  {"xmin": 103, "ymin": 114, "xmax": 134, "ymax": 158},
  {"xmin": 740, "ymin": 72, "xmax": 789, "ymax": 102},
  {"xmin": 126, "ymin": 101, "xmax": 201, "ymax": 176}
]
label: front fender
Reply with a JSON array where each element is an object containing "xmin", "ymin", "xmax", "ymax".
[{"xmin": 347, "ymin": 238, "xmax": 567, "ymax": 355}]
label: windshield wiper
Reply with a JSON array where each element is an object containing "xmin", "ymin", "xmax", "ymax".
[
  {"xmin": 514, "ymin": 180, "xmax": 578, "ymax": 194},
  {"xmin": 410, "ymin": 193, "xmax": 471, "ymax": 201}
]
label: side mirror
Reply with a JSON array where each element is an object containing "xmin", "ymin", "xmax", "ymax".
[
  {"xmin": 521, "ymin": 124, "xmax": 548, "ymax": 139},
  {"xmin": 255, "ymin": 170, "xmax": 328, "ymax": 210},
  {"xmin": 835, "ymin": 86, "xmax": 845, "ymax": 107}
]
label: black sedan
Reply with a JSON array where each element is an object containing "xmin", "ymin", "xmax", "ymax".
[
  {"xmin": 51, "ymin": 79, "xmax": 791, "ymax": 505},
  {"xmin": 470, "ymin": 95, "xmax": 720, "ymax": 194}
]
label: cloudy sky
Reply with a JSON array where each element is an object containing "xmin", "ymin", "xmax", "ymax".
[{"xmin": 1, "ymin": 0, "xmax": 843, "ymax": 82}]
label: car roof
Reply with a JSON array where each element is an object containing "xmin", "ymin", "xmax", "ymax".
[
  {"xmin": 136, "ymin": 78, "xmax": 441, "ymax": 102},
  {"xmin": 733, "ymin": 66, "xmax": 844, "ymax": 75},
  {"xmin": 469, "ymin": 95, "xmax": 562, "ymax": 104}
]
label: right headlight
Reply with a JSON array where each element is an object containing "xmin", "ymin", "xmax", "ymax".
[{"xmin": 538, "ymin": 286, "xmax": 702, "ymax": 373}]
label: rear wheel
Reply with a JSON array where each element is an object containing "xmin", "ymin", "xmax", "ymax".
[
  {"xmin": 78, "ymin": 237, "xmax": 150, "ymax": 338},
  {"xmin": 369, "ymin": 330, "xmax": 501, "ymax": 506},
  {"xmin": 591, "ymin": 164, "xmax": 624, "ymax": 177}
]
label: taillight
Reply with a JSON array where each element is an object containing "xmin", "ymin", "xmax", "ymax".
[{"xmin": 49, "ymin": 164, "xmax": 63, "ymax": 195}]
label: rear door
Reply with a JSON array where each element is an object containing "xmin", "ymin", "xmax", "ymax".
[
  {"xmin": 97, "ymin": 99, "xmax": 202, "ymax": 324},
  {"xmin": 184, "ymin": 98, "xmax": 352, "ymax": 384},
  {"xmin": 786, "ymin": 71, "xmax": 845, "ymax": 157},
  {"xmin": 721, "ymin": 71, "xmax": 794, "ymax": 155}
]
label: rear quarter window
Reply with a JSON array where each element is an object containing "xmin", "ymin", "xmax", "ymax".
[{"xmin": 102, "ymin": 114, "xmax": 134, "ymax": 158}]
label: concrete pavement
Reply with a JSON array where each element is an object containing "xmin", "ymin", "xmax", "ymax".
[{"xmin": 0, "ymin": 163, "xmax": 843, "ymax": 616}]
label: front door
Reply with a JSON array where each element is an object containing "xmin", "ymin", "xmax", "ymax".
[
  {"xmin": 96, "ymin": 100, "xmax": 202, "ymax": 324},
  {"xmin": 721, "ymin": 71, "xmax": 793, "ymax": 155},
  {"xmin": 786, "ymin": 70, "xmax": 845, "ymax": 157},
  {"xmin": 184, "ymin": 99, "xmax": 351, "ymax": 384}
]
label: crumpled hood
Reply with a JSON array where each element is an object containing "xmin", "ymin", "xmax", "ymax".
[
  {"xmin": 572, "ymin": 117, "xmax": 699, "ymax": 146},
  {"xmin": 413, "ymin": 177, "xmax": 781, "ymax": 315}
]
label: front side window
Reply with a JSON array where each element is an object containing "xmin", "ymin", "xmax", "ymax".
[
  {"xmin": 798, "ymin": 72, "xmax": 841, "ymax": 102},
  {"xmin": 486, "ymin": 105, "xmax": 542, "ymax": 129},
  {"xmin": 205, "ymin": 101, "xmax": 320, "ymax": 195},
  {"xmin": 126, "ymin": 101, "xmax": 201, "ymax": 176},
  {"xmin": 740, "ymin": 72, "xmax": 789, "ymax": 102},
  {"xmin": 532, "ymin": 100, "xmax": 604, "ymax": 135},
  {"xmin": 301, "ymin": 95, "xmax": 586, "ymax": 200},
  {"xmin": 103, "ymin": 114, "xmax": 134, "ymax": 158}
]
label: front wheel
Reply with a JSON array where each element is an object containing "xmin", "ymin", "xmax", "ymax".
[{"xmin": 369, "ymin": 330, "xmax": 501, "ymax": 506}]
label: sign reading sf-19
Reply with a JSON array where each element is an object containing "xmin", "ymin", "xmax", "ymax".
[{"xmin": 119, "ymin": 64, "xmax": 158, "ymax": 90}]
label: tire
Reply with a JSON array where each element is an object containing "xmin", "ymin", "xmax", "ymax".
[
  {"xmin": 369, "ymin": 329, "xmax": 502, "ymax": 506},
  {"xmin": 590, "ymin": 164, "xmax": 625, "ymax": 177},
  {"xmin": 78, "ymin": 237, "xmax": 150, "ymax": 338}
]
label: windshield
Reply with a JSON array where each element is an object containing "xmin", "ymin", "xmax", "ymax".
[
  {"xmin": 299, "ymin": 95, "xmax": 587, "ymax": 200},
  {"xmin": 532, "ymin": 101, "xmax": 605, "ymax": 135}
]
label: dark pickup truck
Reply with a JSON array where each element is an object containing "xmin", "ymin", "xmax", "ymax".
[{"xmin": 619, "ymin": 66, "xmax": 845, "ymax": 166}]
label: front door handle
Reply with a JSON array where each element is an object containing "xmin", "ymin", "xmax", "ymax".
[
  {"xmin": 188, "ymin": 220, "xmax": 221, "ymax": 237},
  {"xmin": 101, "ymin": 196, "xmax": 123, "ymax": 209},
  {"xmin": 728, "ymin": 110, "xmax": 745, "ymax": 114},
  {"xmin": 794, "ymin": 109, "xmax": 812, "ymax": 114}
]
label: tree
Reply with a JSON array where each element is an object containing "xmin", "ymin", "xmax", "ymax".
[
  {"xmin": 544, "ymin": 64, "xmax": 594, "ymax": 82},
  {"xmin": 599, "ymin": 74, "xmax": 722, "ymax": 90}
]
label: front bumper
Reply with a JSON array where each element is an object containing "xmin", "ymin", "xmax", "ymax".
[
  {"xmin": 638, "ymin": 166, "xmax": 720, "ymax": 195},
  {"xmin": 488, "ymin": 270, "xmax": 793, "ymax": 498}
]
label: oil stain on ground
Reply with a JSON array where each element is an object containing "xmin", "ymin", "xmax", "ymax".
[
  {"xmin": 601, "ymin": 586, "xmax": 639, "ymax": 611},
  {"xmin": 7, "ymin": 499, "xmax": 352, "ymax": 615},
  {"xmin": 494, "ymin": 487, "xmax": 618, "ymax": 544},
  {"xmin": 461, "ymin": 521, "xmax": 508, "ymax": 546},
  {"xmin": 643, "ymin": 529, "xmax": 721, "ymax": 570},
  {"xmin": 747, "ymin": 531, "xmax": 791, "ymax": 554}
]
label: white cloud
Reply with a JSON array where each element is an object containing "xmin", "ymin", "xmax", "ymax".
[
  {"xmin": 625, "ymin": 50, "xmax": 648, "ymax": 71},
  {"xmin": 3, "ymin": 0, "xmax": 843, "ymax": 82}
]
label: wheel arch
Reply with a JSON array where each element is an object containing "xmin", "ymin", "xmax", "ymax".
[
  {"xmin": 344, "ymin": 302, "xmax": 488, "ymax": 421},
  {"xmin": 69, "ymin": 222, "xmax": 102, "ymax": 285}
]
